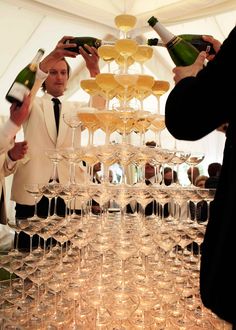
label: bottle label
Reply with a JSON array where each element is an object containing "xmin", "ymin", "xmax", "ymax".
[
  {"xmin": 167, "ymin": 36, "xmax": 181, "ymax": 49},
  {"xmin": 7, "ymin": 82, "xmax": 30, "ymax": 102}
]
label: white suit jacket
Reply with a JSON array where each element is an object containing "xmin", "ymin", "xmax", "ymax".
[
  {"xmin": 0, "ymin": 154, "xmax": 17, "ymax": 224},
  {"xmin": 0, "ymin": 122, "xmax": 19, "ymax": 224},
  {"xmin": 0, "ymin": 119, "xmax": 20, "ymax": 154},
  {"xmin": 11, "ymin": 93, "xmax": 86, "ymax": 206}
]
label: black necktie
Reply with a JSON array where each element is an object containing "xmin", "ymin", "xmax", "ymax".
[{"xmin": 52, "ymin": 98, "xmax": 61, "ymax": 135}]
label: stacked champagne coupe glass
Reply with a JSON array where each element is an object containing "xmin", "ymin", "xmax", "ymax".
[{"xmin": 0, "ymin": 15, "xmax": 229, "ymax": 330}]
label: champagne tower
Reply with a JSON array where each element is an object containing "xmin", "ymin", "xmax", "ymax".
[{"xmin": 0, "ymin": 13, "xmax": 224, "ymax": 330}]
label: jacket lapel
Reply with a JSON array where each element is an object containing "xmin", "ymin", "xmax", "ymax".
[
  {"xmin": 56, "ymin": 102, "xmax": 70, "ymax": 147},
  {"xmin": 42, "ymin": 98, "xmax": 57, "ymax": 144}
]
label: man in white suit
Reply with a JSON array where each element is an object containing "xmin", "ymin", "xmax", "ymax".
[
  {"xmin": 0, "ymin": 96, "xmax": 30, "ymax": 249},
  {"xmin": 10, "ymin": 36, "xmax": 102, "ymax": 249}
]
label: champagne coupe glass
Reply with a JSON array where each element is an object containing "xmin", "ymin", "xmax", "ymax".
[
  {"xmin": 185, "ymin": 152, "xmax": 205, "ymax": 187},
  {"xmin": 60, "ymin": 147, "xmax": 83, "ymax": 184},
  {"xmin": 95, "ymin": 109, "xmax": 119, "ymax": 144},
  {"xmin": 77, "ymin": 107, "xmax": 99, "ymax": 145},
  {"xmin": 114, "ymin": 39, "xmax": 138, "ymax": 73},
  {"xmin": 132, "ymin": 45, "xmax": 153, "ymax": 73},
  {"xmin": 114, "ymin": 70, "xmax": 139, "ymax": 111},
  {"xmin": 168, "ymin": 150, "xmax": 191, "ymax": 187},
  {"xmin": 13, "ymin": 263, "xmax": 36, "ymax": 305},
  {"xmin": 115, "ymin": 144, "xmax": 136, "ymax": 184},
  {"xmin": 152, "ymin": 80, "xmax": 170, "ymax": 114},
  {"xmin": 1, "ymin": 256, "xmax": 23, "ymax": 301},
  {"xmin": 22, "ymin": 219, "xmax": 42, "ymax": 261},
  {"xmin": 114, "ymin": 14, "xmax": 137, "ymax": 39},
  {"xmin": 45, "ymin": 148, "xmax": 63, "ymax": 218},
  {"xmin": 95, "ymin": 73, "xmax": 119, "ymax": 110},
  {"xmin": 80, "ymin": 78, "xmax": 101, "ymax": 107},
  {"xmin": 149, "ymin": 113, "xmax": 166, "ymax": 147},
  {"xmin": 7, "ymin": 218, "xmax": 25, "ymax": 257},
  {"xmin": 115, "ymin": 54, "xmax": 135, "ymax": 70},
  {"xmin": 116, "ymin": 109, "xmax": 136, "ymax": 144},
  {"xmin": 97, "ymin": 45, "xmax": 119, "ymax": 72},
  {"xmin": 63, "ymin": 109, "xmax": 82, "ymax": 149},
  {"xmin": 24, "ymin": 183, "xmax": 44, "ymax": 221},
  {"xmin": 45, "ymin": 148, "xmax": 63, "ymax": 183},
  {"xmin": 80, "ymin": 144, "xmax": 98, "ymax": 183},
  {"xmin": 135, "ymin": 74, "xmax": 154, "ymax": 110},
  {"xmin": 104, "ymin": 290, "xmax": 139, "ymax": 327},
  {"xmin": 197, "ymin": 188, "xmax": 216, "ymax": 224},
  {"xmin": 95, "ymin": 144, "xmax": 117, "ymax": 183},
  {"xmin": 134, "ymin": 110, "xmax": 153, "ymax": 145},
  {"xmin": 40, "ymin": 183, "xmax": 57, "ymax": 222}
]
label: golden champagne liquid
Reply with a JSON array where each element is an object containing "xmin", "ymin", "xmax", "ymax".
[
  {"xmin": 152, "ymin": 80, "xmax": 170, "ymax": 96},
  {"xmin": 116, "ymin": 86, "xmax": 135, "ymax": 102},
  {"xmin": 98, "ymin": 45, "xmax": 119, "ymax": 62},
  {"xmin": 115, "ymin": 39, "xmax": 138, "ymax": 57},
  {"xmin": 114, "ymin": 73, "xmax": 139, "ymax": 88},
  {"xmin": 132, "ymin": 45, "xmax": 153, "ymax": 64},
  {"xmin": 136, "ymin": 74, "xmax": 155, "ymax": 89},
  {"xmin": 95, "ymin": 110, "xmax": 120, "ymax": 133},
  {"xmin": 77, "ymin": 110, "xmax": 99, "ymax": 130},
  {"xmin": 80, "ymin": 79, "xmax": 99, "ymax": 96},
  {"xmin": 95, "ymin": 73, "xmax": 118, "ymax": 92},
  {"xmin": 115, "ymin": 55, "xmax": 135, "ymax": 68},
  {"xmin": 135, "ymin": 74, "xmax": 154, "ymax": 101},
  {"xmin": 134, "ymin": 111, "xmax": 153, "ymax": 132},
  {"xmin": 150, "ymin": 114, "xmax": 166, "ymax": 132},
  {"xmin": 114, "ymin": 14, "xmax": 137, "ymax": 32}
]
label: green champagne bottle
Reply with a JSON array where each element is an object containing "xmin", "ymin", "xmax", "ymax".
[
  {"xmin": 6, "ymin": 48, "xmax": 45, "ymax": 105},
  {"xmin": 147, "ymin": 34, "xmax": 215, "ymax": 55},
  {"xmin": 64, "ymin": 37, "xmax": 114, "ymax": 53},
  {"xmin": 147, "ymin": 16, "xmax": 200, "ymax": 66}
]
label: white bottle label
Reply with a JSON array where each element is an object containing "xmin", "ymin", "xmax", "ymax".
[{"xmin": 8, "ymin": 82, "xmax": 30, "ymax": 102}]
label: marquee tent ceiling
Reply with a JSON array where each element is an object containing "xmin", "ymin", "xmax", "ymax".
[{"xmin": 0, "ymin": 0, "xmax": 235, "ymax": 165}]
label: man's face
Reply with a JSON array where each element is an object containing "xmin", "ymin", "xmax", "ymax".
[{"xmin": 44, "ymin": 60, "xmax": 69, "ymax": 97}]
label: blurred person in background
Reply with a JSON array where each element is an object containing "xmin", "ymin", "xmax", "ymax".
[{"xmin": 205, "ymin": 162, "xmax": 222, "ymax": 189}]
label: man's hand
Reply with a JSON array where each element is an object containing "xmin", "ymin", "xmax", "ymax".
[
  {"xmin": 173, "ymin": 51, "xmax": 207, "ymax": 84},
  {"xmin": 79, "ymin": 45, "xmax": 100, "ymax": 77},
  {"xmin": 8, "ymin": 141, "xmax": 28, "ymax": 161},
  {"xmin": 203, "ymin": 35, "xmax": 221, "ymax": 61},
  {"xmin": 39, "ymin": 36, "xmax": 79, "ymax": 73},
  {"xmin": 10, "ymin": 95, "xmax": 30, "ymax": 127}
]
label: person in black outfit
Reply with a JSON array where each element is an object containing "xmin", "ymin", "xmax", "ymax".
[
  {"xmin": 205, "ymin": 162, "xmax": 222, "ymax": 189},
  {"xmin": 165, "ymin": 31, "xmax": 236, "ymax": 328}
]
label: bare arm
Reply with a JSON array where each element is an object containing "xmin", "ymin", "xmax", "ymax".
[{"xmin": 79, "ymin": 44, "xmax": 105, "ymax": 109}]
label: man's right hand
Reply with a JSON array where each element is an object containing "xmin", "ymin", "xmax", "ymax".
[
  {"xmin": 203, "ymin": 35, "xmax": 221, "ymax": 61},
  {"xmin": 172, "ymin": 51, "xmax": 207, "ymax": 84},
  {"xmin": 39, "ymin": 36, "xmax": 79, "ymax": 73}
]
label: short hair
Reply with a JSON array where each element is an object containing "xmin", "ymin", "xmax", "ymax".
[
  {"xmin": 164, "ymin": 167, "xmax": 177, "ymax": 183},
  {"xmin": 195, "ymin": 175, "xmax": 209, "ymax": 187},
  {"xmin": 207, "ymin": 162, "xmax": 222, "ymax": 177},
  {"xmin": 41, "ymin": 58, "xmax": 71, "ymax": 92}
]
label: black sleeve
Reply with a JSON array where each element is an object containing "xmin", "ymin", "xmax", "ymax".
[{"xmin": 165, "ymin": 25, "xmax": 236, "ymax": 141}]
